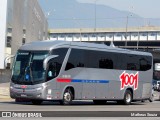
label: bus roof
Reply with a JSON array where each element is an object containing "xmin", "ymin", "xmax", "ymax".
[{"xmin": 19, "ymin": 40, "xmax": 152, "ymax": 56}]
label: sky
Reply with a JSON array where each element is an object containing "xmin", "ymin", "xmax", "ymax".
[
  {"xmin": 77, "ymin": 0, "xmax": 160, "ymax": 18},
  {"xmin": 39, "ymin": 0, "xmax": 160, "ymax": 28}
]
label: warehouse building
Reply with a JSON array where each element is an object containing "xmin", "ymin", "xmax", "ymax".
[{"xmin": 0, "ymin": 0, "xmax": 48, "ymax": 69}]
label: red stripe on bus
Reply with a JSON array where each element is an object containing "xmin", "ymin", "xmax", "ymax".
[{"xmin": 57, "ymin": 78, "xmax": 71, "ymax": 83}]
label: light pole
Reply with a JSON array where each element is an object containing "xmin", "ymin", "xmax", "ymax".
[
  {"xmin": 73, "ymin": 18, "xmax": 82, "ymax": 42},
  {"xmin": 94, "ymin": 0, "xmax": 98, "ymax": 41},
  {"xmin": 125, "ymin": 15, "xmax": 128, "ymax": 47},
  {"xmin": 125, "ymin": 6, "xmax": 134, "ymax": 48},
  {"xmin": 137, "ymin": 26, "xmax": 140, "ymax": 49},
  {"xmin": 94, "ymin": 0, "xmax": 98, "ymax": 32}
]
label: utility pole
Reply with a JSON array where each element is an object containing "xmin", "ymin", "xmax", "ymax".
[
  {"xmin": 94, "ymin": 0, "xmax": 98, "ymax": 41},
  {"xmin": 125, "ymin": 16, "xmax": 128, "ymax": 48},
  {"xmin": 95, "ymin": 0, "xmax": 97, "ymax": 31},
  {"xmin": 73, "ymin": 18, "xmax": 82, "ymax": 42},
  {"xmin": 137, "ymin": 27, "xmax": 140, "ymax": 49}
]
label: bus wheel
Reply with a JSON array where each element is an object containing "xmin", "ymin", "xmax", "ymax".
[
  {"xmin": 123, "ymin": 90, "xmax": 132, "ymax": 105},
  {"xmin": 31, "ymin": 100, "xmax": 43, "ymax": 105},
  {"xmin": 149, "ymin": 94, "xmax": 154, "ymax": 102},
  {"xmin": 61, "ymin": 89, "xmax": 73, "ymax": 105}
]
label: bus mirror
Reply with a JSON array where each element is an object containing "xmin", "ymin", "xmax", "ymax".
[
  {"xmin": 4, "ymin": 55, "xmax": 15, "ymax": 69},
  {"xmin": 43, "ymin": 55, "xmax": 59, "ymax": 70}
]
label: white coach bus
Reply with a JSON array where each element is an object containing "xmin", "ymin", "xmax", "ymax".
[{"xmin": 10, "ymin": 40, "xmax": 153, "ymax": 105}]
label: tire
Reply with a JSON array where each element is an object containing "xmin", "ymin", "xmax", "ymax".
[
  {"xmin": 93, "ymin": 100, "xmax": 106, "ymax": 105},
  {"xmin": 60, "ymin": 89, "xmax": 73, "ymax": 105},
  {"xmin": 141, "ymin": 100, "xmax": 145, "ymax": 102},
  {"xmin": 149, "ymin": 94, "xmax": 154, "ymax": 102},
  {"xmin": 31, "ymin": 100, "xmax": 43, "ymax": 105},
  {"xmin": 123, "ymin": 90, "xmax": 132, "ymax": 105}
]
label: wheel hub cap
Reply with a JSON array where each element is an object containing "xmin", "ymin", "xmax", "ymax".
[{"xmin": 64, "ymin": 92, "xmax": 71, "ymax": 102}]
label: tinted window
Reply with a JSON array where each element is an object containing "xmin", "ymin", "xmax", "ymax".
[
  {"xmin": 65, "ymin": 49, "xmax": 152, "ymax": 71},
  {"xmin": 65, "ymin": 49, "xmax": 85, "ymax": 70},
  {"xmin": 12, "ymin": 51, "xmax": 48, "ymax": 85},
  {"xmin": 47, "ymin": 48, "xmax": 68, "ymax": 81},
  {"xmin": 65, "ymin": 49, "xmax": 116, "ymax": 70},
  {"xmin": 86, "ymin": 50, "xmax": 115, "ymax": 69}
]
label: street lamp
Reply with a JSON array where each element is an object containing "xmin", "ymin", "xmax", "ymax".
[
  {"xmin": 94, "ymin": 0, "xmax": 98, "ymax": 32},
  {"xmin": 73, "ymin": 18, "xmax": 82, "ymax": 42},
  {"xmin": 94, "ymin": 0, "xmax": 98, "ymax": 41},
  {"xmin": 137, "ymin": 26, "xmax": 140, "ymax": 49},
  {"xmin": 125, "ymin": 15, "xmax": 129, "ymax": 47},
  {"xmin": 125, "ymin": 6, "xmax": 134, "ymax": 48}
]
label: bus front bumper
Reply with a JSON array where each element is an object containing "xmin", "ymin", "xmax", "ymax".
[{"xmin": 10, "ymin": 83, "xmax": 62, "ymax": 100}]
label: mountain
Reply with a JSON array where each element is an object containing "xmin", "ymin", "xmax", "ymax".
[{"xmin": 39, "ymin": 0, "xmax": 158, "ymax": 28}]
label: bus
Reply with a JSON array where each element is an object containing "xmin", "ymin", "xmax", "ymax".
[{"xmin": 10, "ymin": 40, "xmax": 153, "ymax": 105}]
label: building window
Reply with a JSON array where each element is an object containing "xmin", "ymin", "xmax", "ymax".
[
  {"xmin": 68, "ymin": 34, "xmax": 72, "ymax": 38},
  {"xmin": 22, "ymin": 38, "xmax": 26, "ymax": 45},
  {"xmin": 23, "ymin": 29, "xmax": 26, "ymax": 38},
  {"xmin": 43, "ymin": 32, "xmax": 46, "ymax": 38},
  {"xmin": 75, "ymin": 34, "xmax": 80, "ymax": 38},
  {"xmin": 116, "ymin": 33, "xmax": 121, "ymax": 37},
  {"xmin": 60, "ymin": 35, "xmax": 65, "ymax": 38},
  {"xmin": 107, "ymin": 34, "xmax": 113, "ymax": 38},
  {"xmin": 6, "ymin": 36, "xmax": 12, "ymax": 47},
  {"xmin": 7, "ymin": 28, "xmax": 12, "ymax": 34},
  {"xmin": 99, "ymin": 34, "xmax": 105, "ymax": 38},
  {"xmin": 150, "ymin": 32, "xmax": 156, "ymax": 36},
  {"xmin": 132, "ymin": 33, "xmax": 138, "ymax": 37},
  {"xmin": 141, "ymin": 33, "xmax": 147, "ymax": 36},
  {"xmin": 23, "ymin": 29, "xmax": 26, "ymax": 34},
  {"xmin": 83, "ymin": 34, "xmax": 88, "ymax": 38},
  {"xmin": 92, "ymin": 34, "xmax": 96, "ymax": 37}
]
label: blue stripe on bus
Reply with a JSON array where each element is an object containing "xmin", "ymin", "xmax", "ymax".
[{"xmin": 71, "ymin": 79, "xmax": 109, "ymax": 83}]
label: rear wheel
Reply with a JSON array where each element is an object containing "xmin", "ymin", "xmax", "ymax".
[
  {"xmin": 123, "ymin": 90, "xmax": 132, "ymax": 105},
  {"xmin": 60, "ymin": 89, "xmax": 73, "ymax": 105},
  {"xmin": 31, "ymin": 100, "xmax": 43, "ymax": 105},
  {"xmin": 149, "ymin": 94, "xmax": 154, "ymax": 102}
]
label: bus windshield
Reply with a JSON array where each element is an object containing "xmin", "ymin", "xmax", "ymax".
[{"xmin": 11, "ymin": 51, "xmax": 48, "ymax": 85}]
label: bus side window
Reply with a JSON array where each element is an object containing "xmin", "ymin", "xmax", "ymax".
[
  {"xmin": 47, "ymin": 62, "xmax": 54, "ymax": 81},
  {"xmin": 47, "ymin": 61, "xmax": 61, "ymax": 81},
  {"xmin": 65, "ymin": 62, "xmax": 74, "ymax": 70}
]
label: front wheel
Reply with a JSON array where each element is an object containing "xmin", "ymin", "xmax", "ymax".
[
  {"xmin": 60, "ymin": 89, "xmax": 73, "ymax": 105},
  {"xmin": 123, "ymin": 90, "xmax": 132, "ymax": 105}
]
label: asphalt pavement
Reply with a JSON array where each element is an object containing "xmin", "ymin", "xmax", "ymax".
[
  {"xmin": 1, "ymin": 70, "xmax": 160, "ymax": 119},
  {"xmin": 0, "ymin": 100, "xmax": 160, "ymax": 120}
]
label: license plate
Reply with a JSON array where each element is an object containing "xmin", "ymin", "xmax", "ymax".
[{"xmin": 21, "ymin": 94, "xmax": 27, "ymax": 97}]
